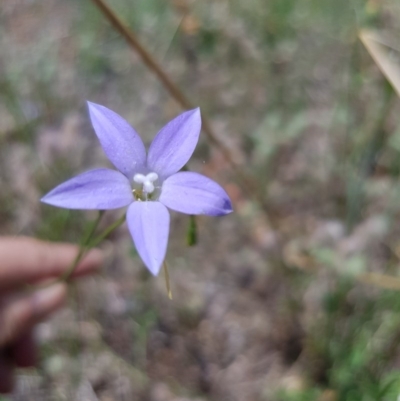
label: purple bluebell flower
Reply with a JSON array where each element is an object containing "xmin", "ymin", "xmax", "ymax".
[{"xmin": 41, "ymin": 102, "xmax": 233, "ymax": 275}]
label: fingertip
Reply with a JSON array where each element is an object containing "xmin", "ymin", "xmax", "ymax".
[
  {"xmin": 86, "ymin": 248, "xmax": 104, "ymax": 265},
  {"xmin": 73, "ymin": 248, "xmax": 104, "ymax": 276},
  {"xmin": 33, "ymin": 283, "xmax": 67, "ymax": 319},
  {"xmin": 0, "ymin": 238, "xmax": 104, "ymax": 289},
  {"xmin": 0, "ymin": 284, "xmax": 67, "ymax": 348}
]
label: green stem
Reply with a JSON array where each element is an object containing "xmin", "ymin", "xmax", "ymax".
[
  {"xmin": 186, "ymin": 215, "xmax": 197, "ymax": 246},
  {"xmin": 61, "ymin": 212, "xmax": 127, "ymax": 282},
  {"xmin": 89, "ymin": 213, "xmax": 126, "ymax": 248},
  {"xmin": 26, "ymin": 212, "xmax": 126, "ymax": 294},
  {"xmin": 60, "ymin": 211, "xmax": 105, "ymax": 282}
]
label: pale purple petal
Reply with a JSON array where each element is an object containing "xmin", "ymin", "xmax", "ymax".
[
  {"xmin": 159, "ymin": 172, "xmax": 233, "ymax": 216},
  {"xmin": 127, "ymin": 201, "xmax": 170, "ymax": 276},
  {"xmin": 88, "ymin": 102, "xmax": 146, "ymax": 178},
  {"xmin": 147, "ymin": 108, "xmax": 201, "ymax": 178},
  {"xmin": 41, "ymin": 169, "xmax": 134, "ymax": 210}
]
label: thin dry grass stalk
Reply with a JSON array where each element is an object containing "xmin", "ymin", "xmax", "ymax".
[
  {"xmin": 357, "ymin": 272, "xmax": 400, "ymax": 291},
  {"xmin": 89, "ymin": 0, "xmax": 271, "ymax": 219},
  {"xmin": 359, "ymin": 29, "xmax": 400, "ymax": 98}
]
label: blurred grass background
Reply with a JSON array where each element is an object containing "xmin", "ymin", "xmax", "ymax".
[{"xmin": 2, "ymin": 0, "xmax": 400, "ymax": 400}]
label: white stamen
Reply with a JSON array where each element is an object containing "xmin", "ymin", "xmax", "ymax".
[
  {"xmin": 133, "ymin": 173, "xmax": 146, "ymax": 184},
  {"xmin": 146, "ymin": 172, "xmax": 158, "ymax": 181},
  {"xmin": 143, "ymin": 181, "xmax": 155, "ymax": 193},
  {"xmin": 133, "ymin": 172, "xmax": 159, "ymax": 194}
]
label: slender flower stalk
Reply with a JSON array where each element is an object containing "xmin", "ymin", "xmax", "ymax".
[
  {"xmin": 42, "ymin": 103, "xmax": 233, "ymax": 276},
  {"xmin": 90, "ymin": 213, "xmax": 126, "ymax": 248},
  {"xmin": 29, "ymin": 212, "xmax": 127, "ymax": 292},
  {"xmin": 187, "ymin": 215, "xmax": 197, "ymax": 246},
  {"xmin": 60, "ymin": 210, "xmax": 104, "ymax": 282},
  {"xmin": 61, "ymin": 211, "xmax": 127, "ymax": 282}
]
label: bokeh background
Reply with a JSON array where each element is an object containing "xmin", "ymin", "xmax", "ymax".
[{"xmin": 2, "ymin": 0, "xmax": 400, "ymax": 400}]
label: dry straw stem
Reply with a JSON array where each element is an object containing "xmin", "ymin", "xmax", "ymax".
[
  {"xmin": 357, "ymin": 272, "xmax": 400, "ymax": 291},
  {"xmin": 286, "ymin": 248, "xmax": 400, "ymax": 291},
  {"xmin": 359, "ymin": 29, "xmax": 400, "ymax": 98},
  {"xmin": 356, "ymin": 32, "xmax": 400, "ymax": 291},
  {"xmin": 90, "ymin": 0, "xmax": 271, "ymax": 217}
]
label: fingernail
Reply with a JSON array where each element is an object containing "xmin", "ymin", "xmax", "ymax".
[
  {"xmin": 33, "ymin": 284, "xmax": 67, "ymax": 318},
  {"xmin": 100, "ymin": 241, "xmax": 114, "ymax": 266},
  {"xmin": 83, "ymin": 248, "xmax": 104, "ymax": 267}
]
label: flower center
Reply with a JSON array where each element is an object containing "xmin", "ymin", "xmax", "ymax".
[{"xmin": 133, "ymin": 172, "xmax": 159, "ymax": 201}]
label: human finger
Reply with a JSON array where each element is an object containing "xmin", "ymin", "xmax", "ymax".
[
  {"xmin": 11, "ymin": 331, "xmax": 37, "ymax": 368},
  {"xmin": 0, "ymin": 237, "xmax": 103, "ymax": 291},
  {"xmin": 0, "ymin": 283, "xmax": 66, "ymax": 348},
  {"xmin": 0, "ymin": 354, "xmax": 13, "ymax": 393}
]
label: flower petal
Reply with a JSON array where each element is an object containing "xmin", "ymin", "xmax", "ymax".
[
  {"xmin": 127, "ymin": 201, "xmax": 170, "ymax": 276},
  {"xmin": 147, "ymin": 108, "xmax": 201, "ymax": 178},
  {"xmin": 41, "ymin": 169, "xmax": 134, "ymax": 210},
  {"xmin": 159, "ymin": 172, "xmax": 233, "ymax": 216},
  {"xmin": 88, "ymin": 102, "xmax": 146, "ymax": 178}
]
